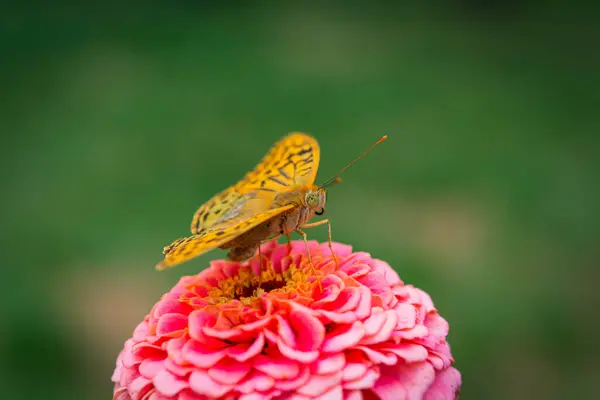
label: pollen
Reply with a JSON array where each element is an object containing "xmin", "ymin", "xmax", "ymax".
[{"xmin": 205, "ymin": 259, "xmax": 310, "ymax": 304}]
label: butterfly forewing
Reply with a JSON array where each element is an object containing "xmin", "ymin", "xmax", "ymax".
[
  {"xmin": 157, "ymin": 204, "xmax": 294, "ymax": 270},
  {"xmin": 190, "ymin": 133, "xmax": 320, "ymax": 234}
]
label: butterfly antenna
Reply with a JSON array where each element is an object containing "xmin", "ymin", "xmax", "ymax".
[{"xmin": 321, "ymin": 135, "xmax": 388, "ymax": 187}]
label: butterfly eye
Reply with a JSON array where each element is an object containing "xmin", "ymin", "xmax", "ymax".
[
  {"xmin": 306, "ymin": 192, "xmax": 319, "ymax": 208},
  {"xmin": 315, "ymin": 208, "xmax": 325, "ymax": 216}
]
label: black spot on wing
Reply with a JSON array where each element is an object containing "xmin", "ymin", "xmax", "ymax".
[
  {"xmin": 268, "ymin": 176, "xmax": 289, "ymax": 186},
  {"xmin": 296, "ymin": 147, "xmax": 311, "ymax": 156},
  {"xmin": 278, "ymin": 167, "xmax": 291, "ymax": 180}
]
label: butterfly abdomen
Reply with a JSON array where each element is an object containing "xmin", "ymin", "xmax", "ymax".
[
  {"xmin": 273, "ymin": 207, "xmax": 315, "ymax": 235},
  {"xmin": 226, "ymin": 243, "xmax": 260, "ymax": 262},
  {"xmin": 219, "ymin": 208, "xmax": 310, "ymax": 262},
  {"xmin": 220, "ymin": 219, "xmax": 268, "ymax": 246}
]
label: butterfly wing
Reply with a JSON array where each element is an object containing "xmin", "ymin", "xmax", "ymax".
[
  {"xmin": 157, "ymin": 205, "xmax": 294, "ymax": 270},
  {"xmin": 190, "ymin": 132, "xmax": 320, "ymax": 234}
]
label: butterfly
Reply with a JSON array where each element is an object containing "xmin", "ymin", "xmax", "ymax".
[{"xmin": 156, "ymin": 132, "xmax": 387, "ymax": 275}]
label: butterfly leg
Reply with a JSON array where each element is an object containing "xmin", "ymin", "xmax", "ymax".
[
  {"xmin": 261, "ymin": 234, "xmax": 283, "ymax": 270},
  {"xmin": 284, "ymin": 232, "xmax": 294, "ymax": 265},
  {"xmin": 300, "ymin": 219, "xmax": 338, "ymax": 269},
  {"xmin": 257, "ymin": 243, "xmax": 263, "ymax": 289},
  {"xmin": 255, "ymin": 234, "xmax": 283, "ymax": 287},
  {"xmin": 260, "ymin": 234, "xmax": 282, "ymax": 245},
  {"xmin": 295, "ymin": 228, "xmax": 323, "ymax": 291}
]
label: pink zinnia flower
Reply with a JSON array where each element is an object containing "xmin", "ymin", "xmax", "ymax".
[{"xmin": 113, "ymin": 241, "xmax": 461, "ymax": 399}]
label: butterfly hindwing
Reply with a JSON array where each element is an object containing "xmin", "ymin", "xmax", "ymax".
[{"xmin": 157, "ymin": 204, "xmax": 294, "ymax": 270}]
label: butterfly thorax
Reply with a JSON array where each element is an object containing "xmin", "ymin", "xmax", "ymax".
[
  {"xmin": 272, "ymin": 185, "xmax": 326, "ymax": 208},
  {"xmin": 220, "ymin": 186, "xmax": 326, "ymax": 262}
]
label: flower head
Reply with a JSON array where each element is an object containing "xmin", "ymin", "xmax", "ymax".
[{"xmin": 113, "ymin": 240, "xmax": 461, "ymax": 399}]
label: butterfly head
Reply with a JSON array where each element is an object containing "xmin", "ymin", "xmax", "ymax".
[{"xmin": 304, "ymin": 187, "xmax": 327, "ymax": 215}]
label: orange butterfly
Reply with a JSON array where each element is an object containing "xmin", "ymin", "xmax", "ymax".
[{"xmin": 156, "ymin": 132, "xmax": 386, "ymax": 274}]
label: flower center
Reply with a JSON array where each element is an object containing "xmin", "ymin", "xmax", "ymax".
[{"xmin": 206, "ymin": 262, "xmax": 310, "ymax": 303}]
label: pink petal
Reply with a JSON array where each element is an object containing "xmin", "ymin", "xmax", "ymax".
[
  {"xmin": 152, "ymin": 370, "xmax": 188, "ymax": 397},
  {"xmin": 382, "ymin": 343, "xmax": 429, "ymax": 363},
  {"xmin": 227, "ymin": 332, "xmax": 265, "ymax": 362},
  {"xmin": 316, "ymin": 385, "xmax": 344, "ymax": 400},
  {"xmin": 425, "ymin": 313, "xmax": 450, "ymax": 340},
  {"xmin": 376, "ymin": 362, "xmax": 436, "ymax": 400},
  {"xmin": 165, "ymin": 336, "xmax": 187, "ymax": 364},
  {"xmin": 322, "ymin": 321, "xmax": 365, "ymax": 353},
  {"xmin": 414, "ymin": 287, "xmax": 436, "ymax": 312},
  {"xmin": 428, "ymin": 342, "xmax": 454, "ymax": 370},
  {"xmin": 202, "ymin": 326, "xmax": 243, "ymax": 340},
  {"xmin": 342, "ymin": 363, "xmax": 367, "ymax": 382},
  {"xmin": 146, "ymin": 392, "xmax": 171, "ymax": 400},
  {"xmin": 187, "ymin": 310, "xmax": 216, "ymax": 340},
  {"xmin": 277, "ymin": 337, "xmax": 320, "ymax": 363},
  {"xmin": 189, "ymin": 370, "xmax": 233, "ymax": 398},
  {"xmin": 355, "ymin": 286, "xmax": 373, "ymax": 320},
  {"xmin": 208, "ymin": 358, "xmax": 251, "ymax": 385},
  {"xmin": 132, "ymin": 343, "xmax": 163, "ymax": 363},
  {"xmin": 122, "ymin": 340, "xmax": 138, "ymax": 368},
  {"xmin": 344, "ymin": 390, "xmax": 364, "ymax": 400},
  {"xmin": 372, "ymin": 259, "xmax": 402, "ymax": 286},
  {"xmin": 274, "ymin": 366, "xmax": 311, "ymax": 391},
  {"xmin": 152, "ymin": 299, "xmax": 191, "ymax": 319},
  {"xmin": 113, "ymin": 387, "xmax": 129, "ymax": 400},
  {"xmin": 254, "ymin": 355, "xmax": 300, "ymax": 380},
  {"xmin": 318, "ymin": 309, "xmax": 358, "ymax": 324},
  {"xmin": 237, "ymin": 371, "xmax": 276, "ymax": 393},
  {"xmin": 363, "ymin": 308, "xmax": 387, "ymax": 336},
  {"xmin": 343, "ymin": 262, "xmax": 371, "ymax": 279},
  {"xmin": 297, "ymin": 372, "xmax": 343, "ymax": 397},
  {"xmin": 372, "ymin": 374, "xmax": 408, "ymax": 400},
  {"xmin": 156, "ymin": 313, "xmax": 188, "ymax": 337},
  {"xmin": 318, "ymin": 287, "xmax": 361, "ymax": 312},
  {"xmin": 164, "ymin": 358, "xmax": 193, "ymax": 377},
  {"xmin": 290, "ymin": 309, "xmax": 325, "ymax": 351},
  {"xmin": 340, "ymin": 252, "xmax": 370, "ymax": 270},
  {"xmin": 178, "ymin": 390, "xmax": 208, "ymax": 400},
  {"xmin": 117, "ymin": 364, "xmax": 137, "ymax": 388},
  {"xmin": 276, "ymin": 315, "xmax": 297, "ymax": 347},
  {"xmin": 392, "ymin": 325, "xmax": 428, "ymax": 341},
  {"xmin": 239, "ymin": 316, "xmax": 273, "ymax": 332},
  {"xmin": 314, "ymin": 275, "xmax": 344, "ymax": 304},
  {"xmin": 239, "ymin": 394, "xmax": 271, "ymax": 400},
  {"xmin": 128, "ymin": 376, "xmax": 152, "ymax": 399},
  {"xmin": 424, "ymin": 367, "xmax": 462, "ymax": 400},
  {"xmin": 182, "ymin": 340, "xmax": 227, "ymax": 368},
  {"xmin": 286, "ymin": 393, "xmax": 312, "ymax": 400},
  {"xmin": 360, "ymin": 310, "xmax": 398, "ymax": 345},
  {"xmin": 357, "ymin": 272, "xmax": 394, "ymax": 307},
  {"xmin": 264, "ymin": 327, "xmax": 279, "ymax": 344},
  {"xmin": 138, "ymin": 358, "xmax": 164, "ymax": 379},
  {"xmin": 315, "ymin": 353, "xmax": 346, "ymax": 375},
  {"xmin": 326, "ymin": 242, "xmax": 353, "ymax": 257},
  {"xmin": 133, "ymin": 321, "xmax": 149, "ymax": 341},
  {"xmin": 395, "ymin": 304, "xmax": 417, "ymax": 329},
  {"xmin": 355, "ymin": 346, "xmax": 397, "ymax": 365},
  {"xmin": 343, "ymin": 367, "xmax": 380, "ymax": 390},
  {"xmin": 112, "ymin": 355, "xmax": 123, "ymax": 382}
]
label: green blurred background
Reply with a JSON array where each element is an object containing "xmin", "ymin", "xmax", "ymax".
[{"xmin": 1, "ymin": 1, "xmax": 598, "ymax": 399}]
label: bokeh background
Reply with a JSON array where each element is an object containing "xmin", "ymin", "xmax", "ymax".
[{"xmin": 1, "ymin": 2, "xmax": 598, "ymax": 399}]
